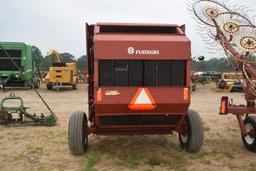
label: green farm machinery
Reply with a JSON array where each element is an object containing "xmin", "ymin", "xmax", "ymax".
[
  {"xmin": 0, "ymin": 42, "xmax": 40, "ymax": 89},
  {"xmin": 0, "ymin": 42, "xmax": 56, "ymax": 126},
  {"xmin": 0, "ymin": 92, "xmax": 56, "ymax": 126}
]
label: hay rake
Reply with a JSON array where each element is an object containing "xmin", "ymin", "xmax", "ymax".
[{"xmin": 190, "ymin": 0, "xmax": 256, "ymax": 151}]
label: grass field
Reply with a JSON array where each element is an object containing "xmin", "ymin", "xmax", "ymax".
[{"xmin": 0, "ymin": 84, "xmax": 256, "ymax": 171}]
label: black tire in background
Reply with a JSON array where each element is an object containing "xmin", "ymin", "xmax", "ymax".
[
  {"xmin": 179, "ymin": 109, "xmax": 204, "ymax": 152},
  {"xmin": 218, "ymin": 80, "xmax": 227, "ymax": 89},
  {"xmin": 68, "ymin": 111, "xmax": 88, "ymax": 155},
  {"xmin": 47, "ymin": 84, "xmax": 52, "ymax": 90},
  {"xmin": 72, "ymin": 84, "xmax": 77, "ymax": 90},
  {"xmin": 242, "ymin": 116, "xmax": 256, "ymax": 152},
  {"xmin": 192, "ymin": 85, "xmax": 196, "ymax": 92},
  {"xmin": 33, "ymin": 77, "xmax": 40, "ymax": 89}
]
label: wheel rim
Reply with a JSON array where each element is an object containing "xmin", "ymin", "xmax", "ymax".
[
  {"xmin": 244, "ymin": 123, "xmax": 255, "ymax": 145},
  {"xmin": 180, "ymin": 119, "xmax": 189, "ymax": 144},
  {"xmin": 180, "ymin": 134, "xmax": 188, "ymax": 143},
  {"xmin": 82, "ymin": 114, "xmax": 88, "ymax": 149}
]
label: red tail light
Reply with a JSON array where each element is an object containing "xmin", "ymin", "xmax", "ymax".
[
  {"xmin": 183, "ymin": 87, "xmax": 189, "ymax": 101},
  {"xmin": 220, "ymin": 96, "xmax": 228, "ymax": 115}
]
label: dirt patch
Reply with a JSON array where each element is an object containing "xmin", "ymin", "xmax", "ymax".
[{"xmin": 0, "ymin": 84, "xmax": 256, "ymax": 171}]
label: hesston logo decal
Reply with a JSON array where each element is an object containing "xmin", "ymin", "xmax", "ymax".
[
  {"xmin": 127, "ymin": 47, "xmax": 160, "ymax": 55},
  {"xmin": 128, "ymin": 88, "xmax": 156, "ymax": 110}
]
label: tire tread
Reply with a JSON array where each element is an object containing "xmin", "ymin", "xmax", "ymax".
[
  {"xmin": 68, "ymin": 111, "xmax": 87, "ymax": 155},
  {"xmin": 187, "ymin": 109, "xmax": 204, "ymax": 152},
  {"xmin": 242, "ymin": 116, "xmax": 256, "ymax": 151}
]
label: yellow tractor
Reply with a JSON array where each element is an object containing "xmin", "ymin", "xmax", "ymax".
[
  {"xmin": 214, "ymin": 72, "xmax": 243, "ymax": 92},
  {"xmin": 44, "ymin": 49, "xmax": 78, "ymax": 90}
]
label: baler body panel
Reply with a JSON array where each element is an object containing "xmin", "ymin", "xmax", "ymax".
[
  {"xmin": 0, "ymin": 42, "xmax": 34, "ymax": 87},
  {"xmin": 95, "ymin": 87, "xmax": 189, "ymax": 114},
  {"xmin": 94, "ymin": 34, "xmax": 190, "ymax": 60},
  {"xmin": 86, "ymin": 23, "xmax": 191, "ymax": 134}
]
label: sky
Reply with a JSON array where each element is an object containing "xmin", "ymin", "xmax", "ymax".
[{"xmin": 0, "ymin": 0, "xmax": 255, "ymax": 58}]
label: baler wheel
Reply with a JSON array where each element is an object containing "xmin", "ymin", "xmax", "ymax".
[
  {"xmin": 242, "ymin": 116, "xmax": 256, "ymax": 151},
  {"xmin": 179, "ymin": 109, "xmax": 204, "ymax": 153},
  {"xmin": 68, "ymin": 111, "xmax": 88, "ymax": 155}
]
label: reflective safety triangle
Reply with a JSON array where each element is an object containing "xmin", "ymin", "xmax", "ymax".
[{"xmin": 128, "ymin": 88, "xmax": 156, "ymax": 110}]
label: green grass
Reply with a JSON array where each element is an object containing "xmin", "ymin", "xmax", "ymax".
[
  {"xmin": 13, "ymin": 152, "xmax": 26, "ymax": 161},
  {"xmin": 155, "ymin": 136, "xmax": 168, "ymax": 147},
  {"xmin": 249, "ymin": 162, "xmax": 256, "ymax": 171},
  {"xmin": 227, "ymin": 127, "xmax": 238, "ymax": 132},
  {"xmin": 82, "ymin": 152, "xmax": 100, "ymax": 171},
  {"xmin": 120, "ymin": 153, "xmax": 140, "ymax": 168},
  {"xmin": 204, "ymin": 126, "xmax": 210, "ymax": 132},
  {"xmin": 222, "ymin": 149, "xmax": 235, "ymax": 159},
  {"xmin": 163, "ymin": 146, "xmax": 187, "ymax": 170},
  {"xmin": 193, "ymin": 149, "xmax": 211, "ymax": 159},
  {"xmin": 26, "ymin": 145, "xmax": 44, "ymax": 155},
  {"xmin": 36, "ymin": 166, "xmax": 49, "ymax": 171},
  {"xmin": 201, "ymin": 159, "xmax": 211, "ymax": 165},
  {"xmin": 95, "ymin": 142, "xmax": 108, "ymax": 153},
  {"xmin": 143, "ymin": 169, "xmax": 153, "ymax": 171},
  {"xmin": 147, "ymin": 155, "xmax": 161, "ymax": 167}
]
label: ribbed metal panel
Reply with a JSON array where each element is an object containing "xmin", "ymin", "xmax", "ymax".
[
  {"xmin": 99, "ymin": 25, "xmax": 177, "ymax": 34},
  {"xmin": 100, "ymin": 115, "xmax": 181, "ymax": 126},
  {"xmin": 0, "ymin": 50, "xmax": 21, "ymax": 58},
  {"xmin": 99, "ymin": 60, "xmax": 186, "ymax": 86},
  {"xmin": 0, "ymin": 59, "xmax": 21, "ymax": 71}
]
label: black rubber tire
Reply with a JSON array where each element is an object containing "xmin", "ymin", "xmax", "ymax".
[
  {"xmin": 218, "ymin": 80, "xmax": 226, "ymax": 89},
  {"xmin": 72, "ymin": 84, "xmax": 77, "ymax": 90},
  {"xmin": 47, "ymin": 84, "xmax": 52, "ymax": 90},
  {"xmin": 33, "ymin": 78, "xmax": 40, "ymax": 89},
  {"xmin": 68, "ymin": 111, "xmax": 88, "ymax": 155},
  {"xmin": 192, "ymin": 85, "xmax": 196, "ymax": 92},
  {"xmin": 179, "ymin": 109, "xmax": 204, "ymax": 153},
  {"xmin": 242, "ymin": 116, "xmax": 256, "ymax": 152}
]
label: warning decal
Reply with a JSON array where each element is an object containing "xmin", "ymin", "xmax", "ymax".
[{"xmin": 128, "ymin": 88, "xmax": 156, "ymax": 110}]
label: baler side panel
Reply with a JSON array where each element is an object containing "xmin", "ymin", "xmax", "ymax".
[
  {"xmin": 0, "ymin": 42, "xmax": 34, "ymax": 87},
  {"xmin": 86, "ymin": 23, "xmax": 96, "ymax": 122}
]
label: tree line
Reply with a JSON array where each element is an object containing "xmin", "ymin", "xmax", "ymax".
[
  {"xmin": 192, "ymin": 58, "xmax": 233, "ymax": 72},
  {"xmin": 32, "ymin": 46, "xmax": 87, "ymax": 71},
  {"xmin": 193, "ymin": 55, "xmax": 256, "ymax": 72}
]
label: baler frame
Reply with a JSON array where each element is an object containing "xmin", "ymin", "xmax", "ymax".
[{"xmin": 68, "ymin": 22, "xmax": 204, "ymax": 155}]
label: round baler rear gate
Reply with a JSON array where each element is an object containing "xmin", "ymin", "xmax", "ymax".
[{"xmin": 68, "ymin": 22, "xmax": 204, "ymax": 155}]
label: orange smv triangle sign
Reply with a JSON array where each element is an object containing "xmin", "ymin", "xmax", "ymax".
[{"xmin": 128, "ymin": 88, "xmax": 156, "ymax": 110}]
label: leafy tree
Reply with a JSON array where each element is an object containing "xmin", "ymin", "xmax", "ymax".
[
  {"xmin": 31, "ymin": 46, "xmax": 80, "ymax": 71},
  {"xmin": 41, "ymin": 55, "xmax": 54, "ymax": 71},
  {"xmin": 31, "ymin": 46, "xmax": 44, "ymax": 69},
  {"xmin": 41, "ymin": 52, "xmax": 77, "ymax": 71},
  {"xmin": 193, "ymin": 57, "xmax": 234, "ymax": 72},
  {"xmin": 59, "ymin": 53, "xmax": 76, "ymax": 63},
  {"xmin": 77, "ymin": 55, "xmax": 87, "ymax": 69}
]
